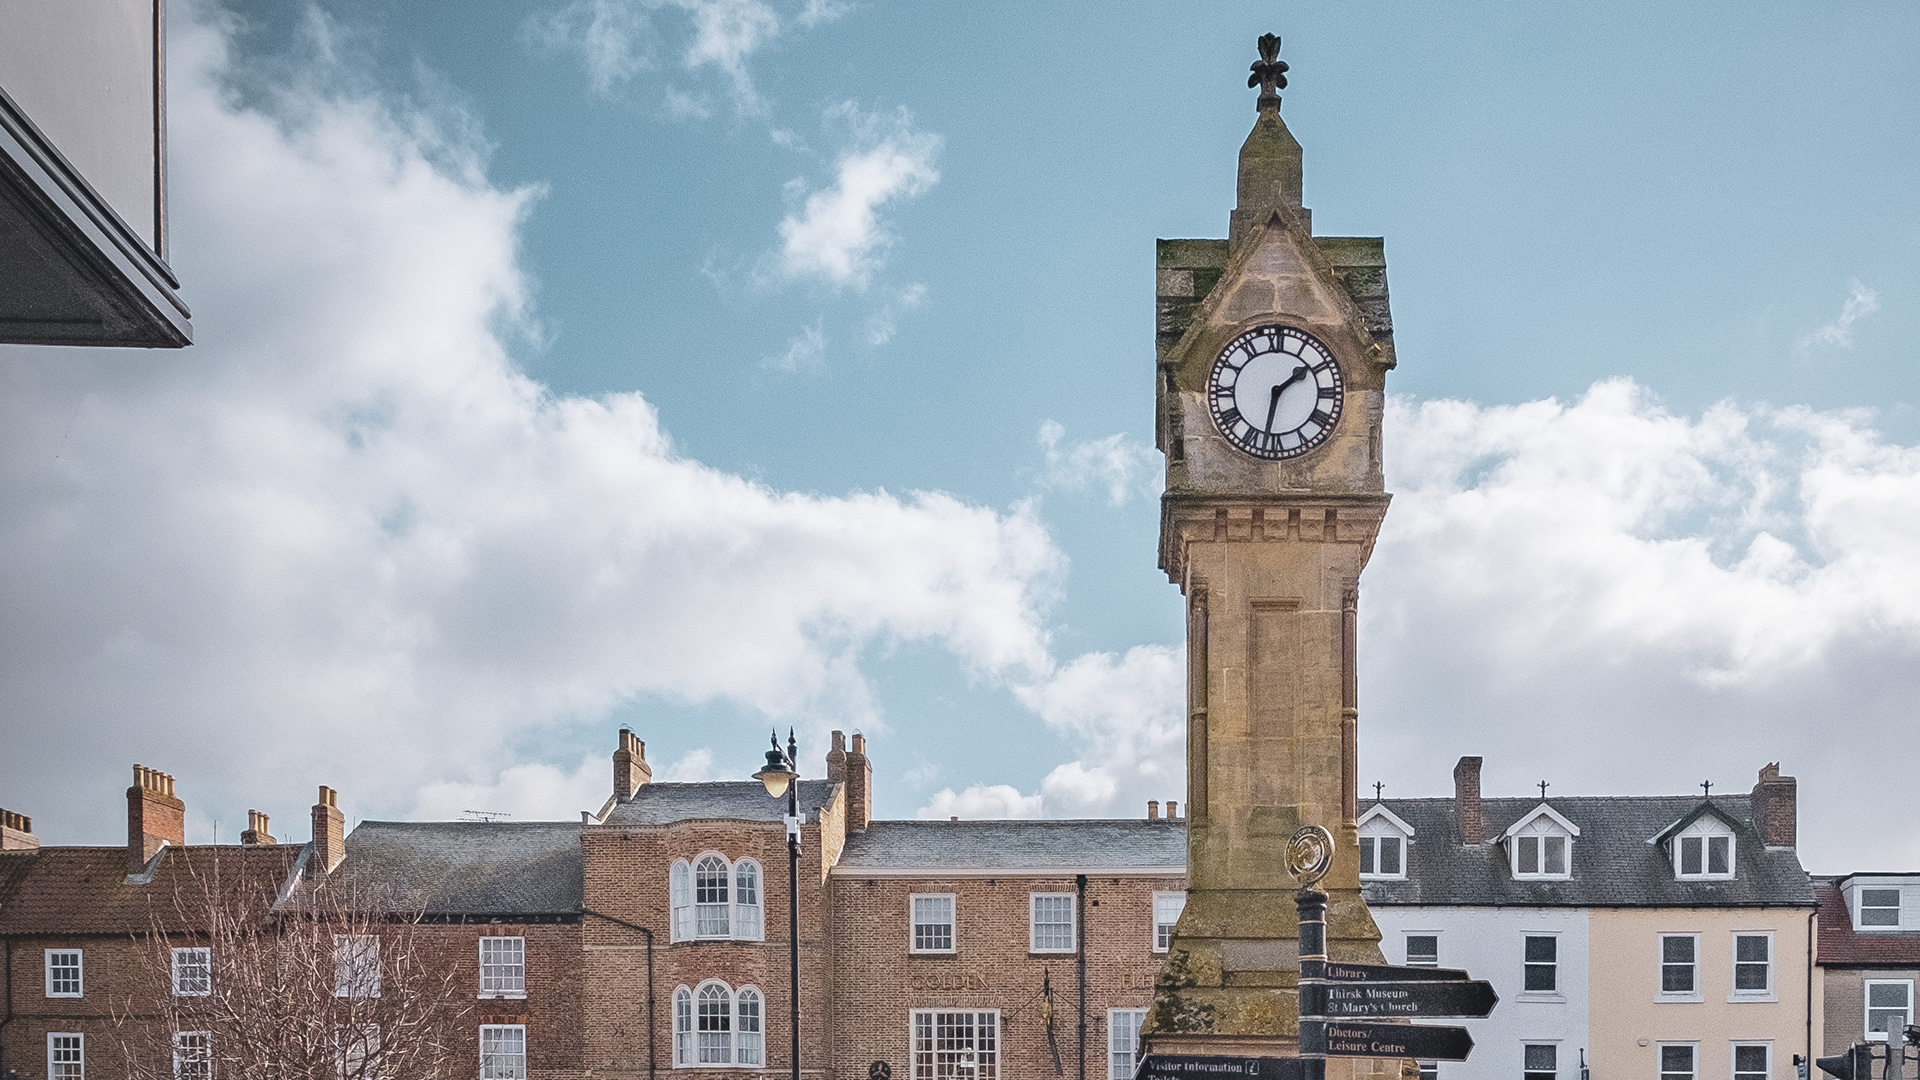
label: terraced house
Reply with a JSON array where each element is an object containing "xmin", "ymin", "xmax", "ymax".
[{"xmin": 1364, "ymin": 758, "xmax": 1818, "ymax": 1080}]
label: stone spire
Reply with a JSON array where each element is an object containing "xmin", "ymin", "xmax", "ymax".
[{"xmin": 1229, "ymin": 33, "xmax": 1306, "ymax": 248}]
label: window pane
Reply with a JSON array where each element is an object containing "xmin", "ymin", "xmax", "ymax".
[
  {"xmin": 480, "ymin": 937, "xmax": 525, "ymax": 995},
  {"xmin": 480, "ymin": 1026, "xmax": 527, "ymax": 1080},
  {"xmin": 1524, "ymin": 936, "xmax": 1556, "ymax": 992},
  {"xmin": 696, "ymin": 857, "xmax": 731, "ymax": 938},
  {"xmin": 1523, "ymin": 1043, "xmax": 1556, "ymax": 1079},
  {"xmin": 1735, "ymin": 935, "xmax": 1770, "ymax": 992},
  {"xmin": 1379, "ymin": 838, "xmax": 1401, "ymax": 876},
  {"xmin": 1661, "ymin": 936, "xmax": 1696, "ymax": 994},
  {"xmin": 914, "ymin": 1011, "xmax": 998, "ymax": 1080},
  {"xmin": 173, "ymin": 1031, "xmax": 211, "ymax": 1080},
  {"xmin": 1659, "ymin": 1046, "xmax": 1695, "ymax": 1080},
  {"xmin": 1707, "ymin": 835, "xmax": 1731, "ymax": 875},
  {"xmin": 1861, "ymin": 888, "xmax": 1902, "ymax": 926},
  {"xmin": 1733, "ymin": 1046, "xmax": 1768, "ymax": 1080},
  {"xmin": 1542, "ymin": 836, "xmax": 1566, "ymax": 875},
  {"xmin": 674, "ymin": 989, "xmax": 693, "ymax": 1066},
  {"xmin": 698, "ymin": 985, "xmax": 732, "ymax": 1063},
  {"xmin": 49, "ymin": 1034, "xmax": 84, "ymax": 1080},
  {"xmin": 1108, "ymin": 1010, "xmax": 1145, "ymax": 1080},
  {"xmin": 1517, "ymin": 836, "xmax": 1539, "ymax": 874},
  {"xmin": 1679, "ymin": 837, "xmax": 1702, "ymax": 876},
  {"xmin": 1405, "ymin": 935, "xmax": 1438, "ymax": 966},
  {"xmin": 47, "ymin": 951, "xmax": 83, "ymax": 996},
  {"xmin": 1359, "ymin": 837, "xmax": 1375, "ymax": 875},
  {"xmin": 333, "ymin": 936, "xmax": 380, "ymax": 999},
  {"xmin": 1154, "ymin": 893, "xmax": 1186, "ymax": 951},
  {"xmin": 172, "ymin": 948, "xmax": 211, "ymax": 997},
  {"xmin": 1525, "ymin": 936, "xmax": 1556, "ymax": 963},
  {"xmin": 1662, "ymin": 936, "xmax": 1695, "ymax": 963},
  {"xmin": 737, "ymin": 990, "xmax": 763, "ymax": 1066},
  {"xmin": 915, "ymin": 896, "xmax": 955, "ymax": 952},
  {"xmin": 1032, "ymin": 895, "xmax": 1075, "ymax": 951}
]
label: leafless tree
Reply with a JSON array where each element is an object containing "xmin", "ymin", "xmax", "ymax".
[{"xmin": 114, "ymin": 853, "xmax": 473, "ymax": 1080}]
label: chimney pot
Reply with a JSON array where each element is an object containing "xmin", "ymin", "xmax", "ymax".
[
  {"xmin": 949, "ymin": 816, "xmax": 958, "ymax": 822},
  {"xmin": 241, "ymin": 809, "xmax": 276, "ymax": 846},
  {"xmin": 1147, "ymin": 800, "xmax": 1160, "ymax": 820},
  {"xmin": 1168, "ymin": 800, "xmax": 1179, "ymax": 820},
  {"xmin": 1454, "ymin": 756, "xmax": 1485, "ymax": 845},
  {"xmin": 127, "ymin": 765, "xmax": 185, "ymax": 871}
]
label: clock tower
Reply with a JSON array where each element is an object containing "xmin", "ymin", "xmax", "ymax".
[{"xmin": 1145, "ymin": 35, "xmax": 1399, "ymax": 1067}]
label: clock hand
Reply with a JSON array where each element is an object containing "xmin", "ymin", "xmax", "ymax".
[{"xmin": 1264, "ymin": 365, "xmax": 1310, "ymax": 432}]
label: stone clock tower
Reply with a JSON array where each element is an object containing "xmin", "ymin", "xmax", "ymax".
[{"xmin": 1144, "ymin": 36, "xmax": 1398, "ymax": 1065}]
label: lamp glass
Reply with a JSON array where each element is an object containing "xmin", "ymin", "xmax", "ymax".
[{"xmin": 754, "ymin": 748, "xmax": 795, "ymax": 798}]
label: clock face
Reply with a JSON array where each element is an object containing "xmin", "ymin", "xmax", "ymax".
[{"xmin": 1206, "ymin": 324, "xmax": 1344, "ymax": 460}]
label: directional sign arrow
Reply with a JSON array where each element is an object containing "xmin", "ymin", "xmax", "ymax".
[
  {"xmin": 1302, "ymin": 1021, "xmax": 1475, "ymax": 1062},
  {"xmin": 1318, "ymin": 962, "xmax": 1470, "ymax": 983},
  {"xmin": 1135, "ymin": 1055, "xmax": 1311, "ymax": 1080},
  {"xmin": 1300, "ymin": 980, "xmax": 1498, "ymax": 1019}
]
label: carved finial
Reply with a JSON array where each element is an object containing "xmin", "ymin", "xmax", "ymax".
[
  {"xmin": 1248, "ymin": 33, "xmax": 1288, "ymax": 110},
  {"xmin": 1701, "ymin": 780, "xmax": 1713, "ymax": 798},
  {"xmin": 1538, "ymin": 780, "xmax": 1550, "ymax": 800},
  {"xmin": 1373, "ymin": 781, "xmax": 1385, "ymax": 801}
]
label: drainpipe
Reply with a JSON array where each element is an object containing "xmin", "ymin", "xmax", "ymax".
[
  {"xmin": 1076, "ymin": 874, "xmax": 1088, "ymax": 1080},
  {"xmin": 2, "ymin": 938, "xmax": 12, "ymax": 1080},
  {"xmin": 1807, "ymin": 908, "xmax": 1816, "ymax": 1064},
  {"xmin": 582, "ymin": 907, "xmax": 658, "ymax": 1080}
]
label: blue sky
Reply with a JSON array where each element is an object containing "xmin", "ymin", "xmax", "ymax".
[{"xmin": 3, "ymin": 1, "xmax": 1918, "ymax": 871}]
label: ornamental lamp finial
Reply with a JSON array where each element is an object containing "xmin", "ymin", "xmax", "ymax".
[{"xmin": 1248, "ymin": 33, "xmax": 1288, "ymax": 111}]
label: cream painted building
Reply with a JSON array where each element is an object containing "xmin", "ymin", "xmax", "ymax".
[{"xmin": 1364, "ymin": 759, "xmax": 1816, "ymax": 1080}]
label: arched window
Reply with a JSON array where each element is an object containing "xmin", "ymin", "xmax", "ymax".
[
  {"xmin": 673, "ymin": 987, "xmax": 693, "ymax": 1066},
  {"xmin": 670, "ymin": 862, "xmax": 693, "ymax": 942},
  {"xmin": 696, "ymin": 982, "xmax": 732, "ymax": 1064},
  {"xmin": 735, "ymin": 988, "xmax": 763, "ymax": 1066},
  {"xmin": 694, "ymin": 856, "xmax": 731, "ymax": 938},
  {"xmin": 733, "ymin": 860, "xmax": 763, "ymax": 942}
]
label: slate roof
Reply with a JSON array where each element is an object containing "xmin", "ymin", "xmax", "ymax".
[
  {"xmin": 0, "ymin": 845, "xmax": 302, "ymax": 934},
  {"xmin": 1814, "ymin": 876, "xmax": 1920, "ymax": 966},
  {"xmin": 327, "ymin": 820, "xmax": 583, "ymax": 918},
  {"xmin": 836, "ymin": 820, "xmax": 1188, "ymax": 873},
  {"xmin": 1360, "ymin": 795, "xmax": 1814, "ymax": 909},
  {"xmin": 601, "ymin": 780, "xmax": 839, "ymax": 827}
]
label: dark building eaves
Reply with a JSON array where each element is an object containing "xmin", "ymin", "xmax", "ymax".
[{"xmin": 0, "ymin": 84, "xmax": 190, "ymax": 348}]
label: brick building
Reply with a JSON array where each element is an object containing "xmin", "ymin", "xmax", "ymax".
[{"xmin": 0, "ymin": 733, "xmax": 1190, "ymax": 1080}]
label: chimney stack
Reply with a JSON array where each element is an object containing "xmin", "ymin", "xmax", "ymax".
[
  {"xmin": 1168, "ymin": 801, "xmax": 1180, "ymax": 820},
  {"xmin": 128, "ymin": 765, "xmax": 185, "ymax": 871},
  {"xmin": 0, "ymin": 808, "xmax": 37, "ymax": 850},
  {"xmin": 241, "ymin": 810, "xmax": 276, "ymax": 846},
  {"xmin": 312, "ymin": 786, "xmax": 345, "ymax": 875},
  {"xmin": 1454, "ymin": 756, "xmax": 1484, "ymax": 845},
  {"xmin": 826, "ymin": 731, "xmax": 849, "ymax": 785},
  {"xmin": 613, "ymin": 728, "xmax": 653, "ymax": 801},
  {"xmin": 1750, "ymin": 763, "xmax": 1797, "ymax": 848},
  {"xmin": 1147, "ymin": 800, "xmax": 1160, "ymax": 820},
  {"xmin": 845, "ymin": 733, "xmax": 872, "ymax": 830}
]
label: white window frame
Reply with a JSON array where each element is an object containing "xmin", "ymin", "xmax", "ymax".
[
  {"xmin": 1521, "ymin": 933, "xmax": 1559, "ymax": 997},
  {"xmin": 1503, "ymin": 808, "xmax": 1577, "ymax": 881},
  {"xmin": 1658, "ymin": 1043, "xmax": 1698, "ymax": 1080},
  {"xmin": 478, "ymin": 936, "xmax": 526, "ymax": 999},
  {"xmin": 735, "ymin": 985, "xmax": 764, "ymax": 1067},
  {"xmin": 911, "ymin": 1010, "xmax": 1000, "ymax": 1080},
  {"xmin": 692, "ymin": 854, "xmax": 732, "ymax": 939},
  {"xmin": 1673, "ymin": 818, "xmax": 1736, "ymax": 881},
  {"xmin": 172, "ymin": 946, "xmax": 212, "ymax": 997},
  {"xmin": 1729, "ymin": 932, "xmax": 1773, "ymax": 1000},
  {"xmin": 1731, "ymin": 1042, "xmax": 1771, "ymax": 1080},
  {"xmin": 694, "ymin": 980, "xmax": 733, "ymax": 1065},
  {"xmin": 670, "ymin": 860, "xmax": 694, "ymax": 942},
  {"xmin": 1029, "ymin": 893, "xmax": 1077, "ymax": 954},
  {"xmin": 333, "ymin": 934, "xmax": 381, "ymax": 999},
  {"xmin": 674, "ymin": 986, "xmax": 695, "ymax": 1066},
  {"xmin": 45, "ymin": 949, "xmax": 83, "ymax": 998},
  {"xmin": 911, "ymin": 893, "xmax": 957, "ymax": 954},
  {"xmin": 1152, "ymin": 892, "xmax": 1186, "ymax": 953},
  {"xmin": 173, "ymin": 1031, "xmax": 212, "ymax": 1080},
  {"xmin": 1404, "ymin": 933, "xmax": 1440, "ymax": 967},
  {"xmin": 671, "ymin": 854, "xmax": 762, "ymax": 943},
  {"xmin": 479, "ymin": 1024, "xmax": 527, "ymax": 1080},
  {"xmin": 1658, "ymin": 933, "xmax": 1701, "ymax": 1002},
  {"xmin": 733, "ymin": 859, "xmax": 764, "ymax": 942},
  {"xmin": 1856, "ymin": 886, "xmax": 1904, "ymax": 931},
  {"xmin": 1865, "ymin": 979, "xmax": 1914, "ymax": 1041},
  {"xmin": 48, "ymin": 1032, "xmax": 84, "ymax": 1080},
  {"xmin": 1107, "ymin": 1009, "xmax": 1146, "ymax": 1080},
  {"xmin": 1522, "ymin": 1042, "xmax": 1558, "ymax": 1080}
]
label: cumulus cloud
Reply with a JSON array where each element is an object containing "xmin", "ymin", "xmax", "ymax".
[
  {"xmin": 0, "ymin": 6, "xmax": 1057, "ymax": 845},
  {"xmin": 774, "ymin": 103, "xmax": 940, "ymax": 290},
  {"xmin": 1035, "ymin": 422, "xmax": 1162, "ymax": 506},
  {"xmin": 1798, "ymin": 279, "xmax": 1881, "ymax": 354},
  {"xmin": 526, "ymin": 0, "xmax": 800, "ymax": 111},
  {"xmin": 918, "ymin": 784, "xmax": 1043, "ymax": 821},
  {"xmin": 1365, "ymin": 379, "xmax": 1920, "ymax": 870},
  {"xmin": 767, "ymin": 318, "xmax": 827, "ymax": 371}
]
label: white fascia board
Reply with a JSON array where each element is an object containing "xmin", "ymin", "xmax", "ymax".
[
  {"xmin": 1499, "ymin": 802, "xmax": 1582, "ymax": 840},
  {"xmin": 1358, "ymin": 804, "xmax": 1416, "ymax": 837}
]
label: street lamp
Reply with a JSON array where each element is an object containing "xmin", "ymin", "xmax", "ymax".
[{"xmin": 753, "ymin": 731, "xmax": 801, "ymax": 1080}]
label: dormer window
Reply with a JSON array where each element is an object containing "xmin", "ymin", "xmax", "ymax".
[
  {"xmin": 1501, "ymin": 806, "xmax": 1578, "ymax": 881},
  {"xmin": 1858, "ymin": 886, "xmax": 1904, "ymax": 930},
  {"xmin": 1357, "ymin": 805, "xmax": 1415, "ymax": 881},
  {"xmin": 1673, "ymin": 818, "xmax": 1735, "ymax": 880}
]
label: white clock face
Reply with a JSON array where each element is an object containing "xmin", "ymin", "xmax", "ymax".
[{"xmin": 1206, "ymin": 324, "xmax": 1344, "ymax": 460}]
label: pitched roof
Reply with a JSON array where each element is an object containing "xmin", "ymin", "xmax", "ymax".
[
  {"xmin": 1360, "ymin": 795, "xmax": 1813, "ymax": 909},
  {"xmin": 835, "ymin": 820, "xmax": 1187, "ymax": 874},
  {"xmin": 0, "ymin": 845, "xmax": 302, "ymax": 934},
  {"xmin": 601, "ymin": 780, "xmax": 839, "ymax": 827},
  {"xmin": 1815, "ymin": 876, "xmax": 1920, "ymax": 966},
  {"xmin": 327, "ymin": 820, "xmax": 583, "ymax": 918}
]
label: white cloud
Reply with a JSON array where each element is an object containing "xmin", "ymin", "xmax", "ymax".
[
  {"xmin": 918, "ymin": 783, "xmax": 1043, "ymax": 821},
  {"xmin": 1035, "ymin": 422, "xmax": 1162, "ymax": 506},
  {"xmin": 767, "ymin": 318, "xmax": 827, "ymax": 371},
  {"xmin": 0, "ymin": 6, "xmax": 1059, "ymax": 844},
  {"xmin": 661, "ymin": 747, "xmax": 718, "ymax": 782},
  {"xmin": 413, "ymin": 754, "xmax": 607, "ymax": 821},
  {"xmin": 865, "ymin": 282, "xmax": 926, "ymax": 346},
  {"xmin": 1798, "ymin": 279, "xmax": 1880, "ymax": 354},
  {"xmin": 1366, "ymin": 378, "xmax": 1920, "ymax": 871},
  {"xmin": 526, "ymin": 0, "xmax": 784, "ymax": 111},
  {"xmin": 775, "ymin": 103, "xmax": 940, "ymax": 290}
]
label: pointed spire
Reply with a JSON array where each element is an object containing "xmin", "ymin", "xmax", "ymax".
[{"xmin": 1230, "ymin": 33, "xmax": 1306, "ymax": 248}]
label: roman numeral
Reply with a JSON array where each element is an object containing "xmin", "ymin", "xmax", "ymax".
[
  {"xmin": 1319, "ymin": 386, "xmax": 1338, "ymax": 400},
  {"xmin": 1309, "ymin": 409, "xmax": 1334, "ymax": 429}
]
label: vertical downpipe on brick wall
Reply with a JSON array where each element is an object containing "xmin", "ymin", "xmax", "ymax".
[{"xmin": 1076, "ymin": 873, "xmax": 1087, "ymax": 1080}]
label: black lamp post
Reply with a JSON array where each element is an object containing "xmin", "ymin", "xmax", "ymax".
[{"xmin": 753, "ymin": 730, "xmax": 802, "ymax": 1080}]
